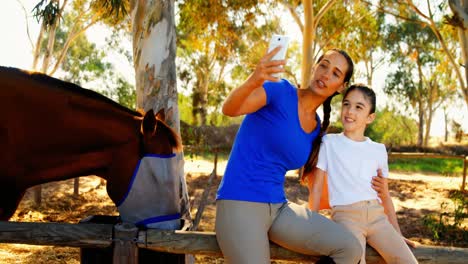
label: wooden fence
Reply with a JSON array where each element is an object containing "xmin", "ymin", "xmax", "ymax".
[
  {"xmin": 389, "ymin": 152, "xmax": 467, "ymax": 191},
  {"xmin": 0, "ymin": 221, "xmax": 467, "ymax": 263}
]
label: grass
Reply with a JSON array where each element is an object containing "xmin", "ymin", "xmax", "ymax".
[{"xmin": 389, "ymin": 157, "xmax": 465, "ymax": 176}]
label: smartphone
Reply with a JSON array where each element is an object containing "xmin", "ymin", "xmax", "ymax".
[
  {"xmin": 268, "ymin": 34, "xmax": 290, "ymax": 61},
  {"xmin": 267, "ymin": 35, "xmax": 290, "ymax": 77}
]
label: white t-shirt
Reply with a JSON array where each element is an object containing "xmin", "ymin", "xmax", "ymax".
[{"xmin": 316, "ymin": 133, "xmax": 389, "ymax": 207}]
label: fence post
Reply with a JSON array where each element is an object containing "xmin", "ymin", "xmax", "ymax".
[
  {"xmin": 113, "ymin": 222, "xmax": 139, "ymax": 264},
  {"xmin": 32, "ymin": 185, "xmax": 42, "ymax": 206},
  {"xmin": 74, "ymin": 178, "xmax": 80, "ymax": 197},
  {"xmin": 191, "ymin": 149, "xmax": 218, "ymax": 231}
]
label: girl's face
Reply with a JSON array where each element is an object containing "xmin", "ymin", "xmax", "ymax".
[
  {"xmin": 309, "ymin": 51, "xmax": 349, "ymax": 98},
  {"xmin": 341, "ymin": 89, "xmax": 375, "ymax": 134}
]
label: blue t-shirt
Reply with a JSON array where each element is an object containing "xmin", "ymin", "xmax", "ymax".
[{"xmin": 216, "ymin": 79, "xmax": 321, "ymax": 203}]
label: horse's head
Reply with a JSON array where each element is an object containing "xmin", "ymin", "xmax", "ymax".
[{"xmin": 140, "ymin": 109, "xmax": 183, "ymax": 155}]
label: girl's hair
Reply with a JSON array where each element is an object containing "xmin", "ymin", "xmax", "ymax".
[
  {"xmin": 342, "ymin": 84, "xmax": 376, "ymax": 114},
  {"xmin": 300, "ymin": 49, "xmax": 354, "ymax": 184}
]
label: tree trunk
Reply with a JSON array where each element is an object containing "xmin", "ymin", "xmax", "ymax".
[
  {"xmin": 365, "ymin": 59, "xmax": 373, "ymax": 87},
  {"xmin": 32, "ymin": 22, "xmax": 45, "ymax": 71},
  {"xmin": 423, "ymin": 82, "xmax": 435, "ymax": 147},
  {"xmin": 459, "ymin": 22, "xmax": 468, "ymax": 106},
  {"xmin": 192, "ymin": 67, "xmax": 209, "ymax": 126},
  {"xmin": 131, "ymin": 0, "xmax": 191, "ymax": 231},
  {"xmin": 416, "ymin": 59, "xmax": 425, "ymax": 147},
  {"xmin": 301, "ymin": 0, "xmax": 315, "ymax": 89},
  {"xmin": 418, "ymin": 102, "xmax": 424, "ymax": 147},
  {"xmin": 200, "ymin": 75, "xmax": 209, "ymax": 126},
  {"xmin": 132, "ymin": 0, "xmax": 180, "ymax": 131},
  {"xmin": 300, "ymin": 0, "xmax": 337, "ymax": 88},
  {"xmin": 424, "ymin": 106, "xmax": 433, "ymax": 147},
  {"xmin": 444, "ymin": 107, "xmax": 449, "ymax": 142},
  {"xmin": 41, "ymin": 19, "xmax": 58, "ymax": 74},
  {"xmin": 448, "ymin": 0, "xmax": 468, "ymax": 106}
]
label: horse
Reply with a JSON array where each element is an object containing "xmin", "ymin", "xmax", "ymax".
[{"xmin": 0, "ymin": 66, "xmax": 187, "ymax": 228}]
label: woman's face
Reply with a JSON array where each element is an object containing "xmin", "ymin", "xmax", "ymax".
[{"xmin": 309, "ymin": 51, "xmax": 349, "ymax": 98}]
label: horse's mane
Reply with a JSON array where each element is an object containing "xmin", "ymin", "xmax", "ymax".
[{"xmin": 1, "ymin": 66, "xmax": 142, "ymax": 117}]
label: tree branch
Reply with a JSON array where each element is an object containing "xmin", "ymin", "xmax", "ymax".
[
  {"xmin": 283, "ymin": 2, "xmax": 303, "ymax": 34},
  {"xmin": 16, "ymin": 0, "xmax": 34, "ymax": 50},
  {"xmin": 315, "ymin": 0, "xmax": 338, "ymax": 26},
  {"xmin": 49, "ymin": 15, "xmax": 99, "ymax": 75},
  {"xmin": 361, "ymin": 0, "xmax": 424, "ymax": 25},
  {"xmin": 405, "ymin": 0, "xmax": 430, "ymax": 21}
]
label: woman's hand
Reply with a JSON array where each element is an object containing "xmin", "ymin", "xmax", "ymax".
[
  {"xmin": 221, "ymin": 46, "xmax": 287, "ymax": 117},
  {"xmin": 248, "ymin": 46, "xmax": 287, "ymax": 86},
  {"xmin": 371, "ymin": 169, "xmax": 389, "ymax": 200}
]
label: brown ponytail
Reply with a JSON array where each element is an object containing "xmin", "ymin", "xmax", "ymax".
[{"xmin": 300, "ymin": 92, "xmax": 338, "ymax": 184}]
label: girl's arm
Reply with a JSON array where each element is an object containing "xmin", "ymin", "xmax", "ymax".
[
  {"xmin": 222, "ymin": 46, "xmax": 286, "ymax": 117},
  {"xmin": 307, "ymin": 167, "xmax": 326, "ymax": 211},
  {"xmin": 372, "ymin": 172, "xmax": 418, "ymax": 248}
]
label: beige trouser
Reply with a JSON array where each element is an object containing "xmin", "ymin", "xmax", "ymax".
[
  {"xmin": 215, "ymin": 200, "xmax": 362, "ymax": 264},
  {"xmin": 332, "ymin": 200, "xmax": 418, "ymax": 264}
]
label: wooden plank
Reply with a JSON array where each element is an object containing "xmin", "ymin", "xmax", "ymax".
[
  {"xmin": 0, "ymin": 221, "xmax": 112, "ymax": 248},
  {"xmin": 140, "ymin": 229, "xmax": 468, "ymax": 263}
]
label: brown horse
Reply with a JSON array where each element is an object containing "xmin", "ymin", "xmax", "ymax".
[{"xmin": 0, "ymin": 66, "xmax": 183, "ymax": 222}]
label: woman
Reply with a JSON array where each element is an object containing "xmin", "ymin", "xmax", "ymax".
[{"xmin": 215, "ymin": 46, "xmax": 362, "ymax": 264}]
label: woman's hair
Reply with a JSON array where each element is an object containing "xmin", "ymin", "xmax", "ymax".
[
  {"xmin": 342, "ymin": 84, "xmax": 376, "ymax": 114},
  {"xmin": 300, "ymin": 49, "xmax": 354, "ymax": 184}
]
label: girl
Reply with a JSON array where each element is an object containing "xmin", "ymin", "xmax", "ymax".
[
  {"xmin": 215, "ymin": 46, "xmax": 363, "ymax": 264},
  {"xmin": 308, "ymin": 84, "xmax": 418, "ymax": 264}
]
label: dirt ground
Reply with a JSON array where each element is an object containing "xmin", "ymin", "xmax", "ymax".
[{"xmin": 0, "ymin": 158, "xmax": 466, "ymax": 263}]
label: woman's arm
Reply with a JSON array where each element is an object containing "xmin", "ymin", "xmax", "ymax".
[
  {"xmin": 307, "ymin": 168, "xmax": 326, "ymax": 211},
  {"xmin": 379, "ymin": 183, "xmax": 402, "ymax": 233},
  {"xmin": 222, "ymin": 46, "xmax": 286, "ymax": 117}
]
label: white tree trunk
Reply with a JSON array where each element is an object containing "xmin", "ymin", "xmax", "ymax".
[
  {"xmin": 131, "ymin": 0, "xmax": 192, "ymax": 233},
  {"xmin": 448, "ymin": 0, "xmax": 468, "ymax": 106},
  {"xmin": 131, "ymin": 0, "xmax": 180, "ymax": 131},
  {"xmin": 32, "ymin": 23, "xmax": 45, "ymax": 71},
  {"xmin": 41, "ymin": 18, "xmax": 58, "ymax": 74}
]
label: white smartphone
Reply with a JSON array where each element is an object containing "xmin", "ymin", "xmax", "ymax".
[
  {"xmin": 267, "ymin": 34, "xmax": 290, "ymax": 77},
  {"xmin": 268, "ymin": 34, "xmax": 290, "ymax": 61}
]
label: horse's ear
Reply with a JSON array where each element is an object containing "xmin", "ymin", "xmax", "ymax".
[
  {"xmin": 155, "ymin": 108, "xmax": 165, "ymax": 122},
  {"xmin": 142, "ymin": 109, "xmax": 157, "ymax": 135}
]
